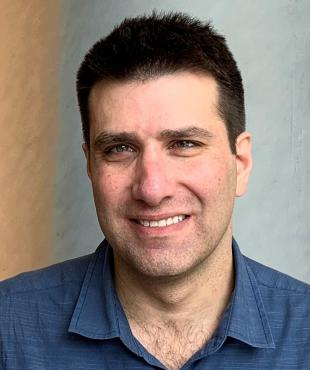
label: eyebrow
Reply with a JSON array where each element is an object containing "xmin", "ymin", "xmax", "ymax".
[
  {"xmin": 93, "ymin": 125, "xmax": 213, "ymax": 150},
  {"xmin": 159, "ymin": 126, "xmax": 213, "ymax": 140}
]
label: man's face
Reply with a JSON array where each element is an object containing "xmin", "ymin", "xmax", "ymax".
[{"xmin": 85, "ymin": 72, "xmax": 251, "ymax": 278}]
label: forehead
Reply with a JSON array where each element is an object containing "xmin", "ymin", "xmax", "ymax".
[{"xmin": 88, "ymin": 72, "xmax": 223, "ymax": 137}]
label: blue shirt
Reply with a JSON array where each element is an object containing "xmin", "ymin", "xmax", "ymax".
[{"xmin": 0, "ymin": 239, "xmax": 309, "ymax": 370}]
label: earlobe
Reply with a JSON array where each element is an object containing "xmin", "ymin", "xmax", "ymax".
[
  {"xmin": 82, "ymin": 143, "xmax": 92, "ymax": 179},
  {"xmin": 235, "ymin": 132, "xmax": 252, "ymax": 197}
]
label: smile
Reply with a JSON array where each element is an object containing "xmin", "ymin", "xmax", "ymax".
[{"xmin": 136, "ymin": 215, "xmax": 187, "ymax": 228}]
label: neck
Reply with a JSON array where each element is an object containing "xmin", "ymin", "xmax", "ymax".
[{"xmin": 114, "ymin": 236, "xmax": 234, "ymax": 329}]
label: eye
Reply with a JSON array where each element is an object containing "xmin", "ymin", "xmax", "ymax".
[
  {"xmin": 171, "ymin": 140, "xmax": 198, "ymax": 149},
  {"xmin": 100, "ymin": 144, "xmax": 136, "ymax": 162},
  {"xmin": 106, "ymin": 144, "xmax": 134, "ymax": 154},
  {"xmin": 168, "ymin": 139, "xmax": 204, "ymax": 157}
]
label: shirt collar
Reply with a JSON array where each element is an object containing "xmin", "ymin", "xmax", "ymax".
[
  {"xmin": 68, "ymin": 240, "xmax": 121, "ymax": 340},
  {"xmin": 68, "ymin": 238, "xmax": 275, "ymax": 349},
  {"xmin": 225, "ymin": 239, "xmax": 275, "ymax": 348}
]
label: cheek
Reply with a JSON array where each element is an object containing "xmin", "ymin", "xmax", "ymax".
[
  {"xmin": 181, "ymin": 158, "xmax": 233, "ymax": 200},
  {"xmin": 91, "ymin": 169, "xmax": 128, "ymax": 207}
]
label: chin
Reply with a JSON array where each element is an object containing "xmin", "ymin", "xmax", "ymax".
[{"xmin": 122, "ymin": 249, "xmax": 205, "ymax": 280}]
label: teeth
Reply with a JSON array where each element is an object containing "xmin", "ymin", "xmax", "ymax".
[
  {"xmin": 138, "ymin": 215, "xmax": 186, "ymax": 228},
  {"xmin": 158, "ymin": 219, "xmax": 166, "ymax": 227}
]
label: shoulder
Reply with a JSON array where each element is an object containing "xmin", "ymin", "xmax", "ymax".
[
  {"xmin": 234, "ymin": 253, "xmax": 310, "ymax": 366},
  {"xmin": 245, "ymin": 256, "xmax": 310, "ymax": 294},
  {"xmin": 0, "ymin": 249, "xmax": 103, "ymax": 346},
  {"xmin": 0, "ymin": 247, "xmax": 106, "ymax": 367},
  {"xmin": 245, "ymin": 256, "xmax": 310, "ymax": 328},
  {"xmin": 0, "ymin": 252, "xmax": 94, "ymax": 299}
]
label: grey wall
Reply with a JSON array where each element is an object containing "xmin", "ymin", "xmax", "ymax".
[{"xmin": 57, "ymin": 0, "xmax": 310, "ymax": 283}]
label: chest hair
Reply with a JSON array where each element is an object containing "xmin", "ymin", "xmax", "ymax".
[{"xmin": 130, "ymin": 318, "xmax": 219, "ymax": 370}]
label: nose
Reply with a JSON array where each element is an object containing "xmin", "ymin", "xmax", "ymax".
[{"xmin": 131, "ymin": 150, "xmax": 175, "ymax": 206}]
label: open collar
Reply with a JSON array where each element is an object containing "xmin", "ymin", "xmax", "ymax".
[{"xmin": 68, "ymin": 238, "xmax": 275, "ymax": 350}]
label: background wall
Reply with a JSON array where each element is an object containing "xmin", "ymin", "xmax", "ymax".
[
  {"xmin": 0, "ymin": 1, "xmax": 59, "ymax": 279},
  {"xmin": 57, "ymin": 0, "xmax": 309, "ymax": 283}
]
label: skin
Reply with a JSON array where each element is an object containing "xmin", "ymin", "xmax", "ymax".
[{"xmin": 83, "ymin": 72, "xmax": 252, "ymax": 369}]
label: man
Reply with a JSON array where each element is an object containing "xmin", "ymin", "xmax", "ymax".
[{"xmin": 0, "ymin": 12, "xmax": 309, "ymax": 370}]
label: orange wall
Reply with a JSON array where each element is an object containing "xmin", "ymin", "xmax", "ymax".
[{"xmin": 0, "ymin": 1, "xmax": 59, "ymax": 279}]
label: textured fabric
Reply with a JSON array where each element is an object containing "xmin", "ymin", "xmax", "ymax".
[{"xmin": 0, "ymin": 239, "xmax": 309, "ymax": 370}]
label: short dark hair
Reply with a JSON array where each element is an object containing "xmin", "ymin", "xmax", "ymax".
[{"xmin": 77, "ymin": 12, "xmax": 245, "ymax": 153}]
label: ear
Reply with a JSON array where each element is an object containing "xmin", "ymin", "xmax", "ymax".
[
  {"xmin": 82, "ymin": 143, "xmax": 91, "ymax": 179},
  {"xmin": 235, "ymin": 132, "xmax": 252, "ymax": 197}
]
